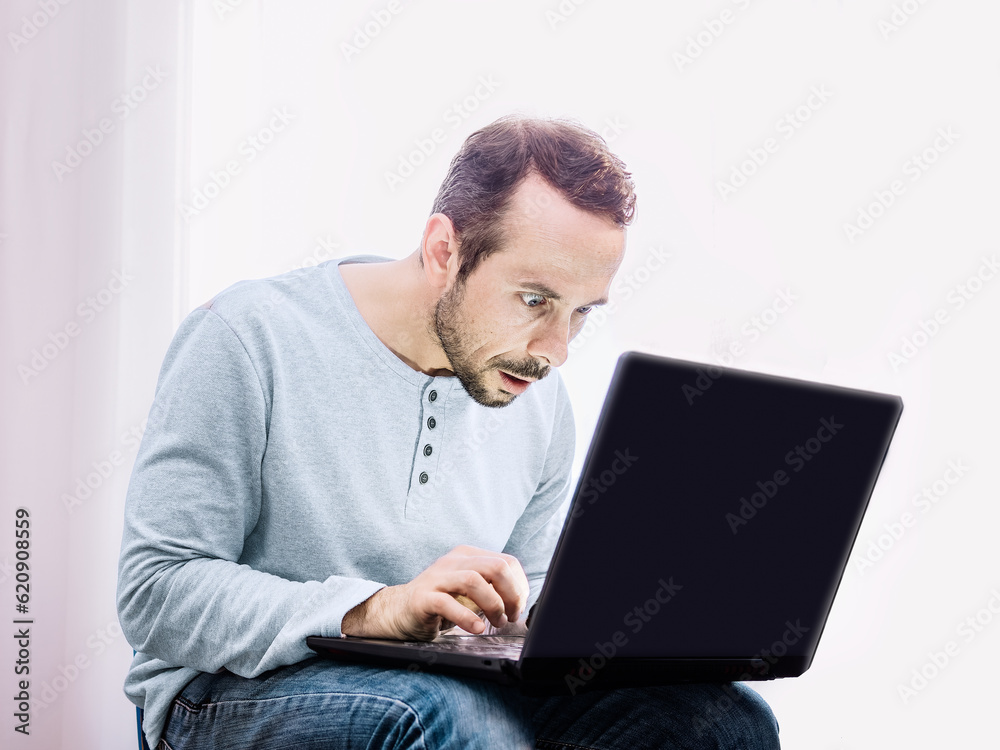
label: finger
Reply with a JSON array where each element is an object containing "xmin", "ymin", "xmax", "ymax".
[
  {"xmin": 465, "ymin": 555, "xmax": 528, "ymax": 623},
  {"xmin": 497, "ymin": 553, "xmax": 530, "ymax": 618},
  {"xmin": 437, "ymin": 548, "xmax": 526, "ymax": 624},
  {"xmin": 454, "ymin": 594, "xmax": 484, "ymax": 616},
  {"xmin": 425, "ymin": 590, "xmax": 487, "ymax": 635},
  {"xmin": 440, "ymin": 569, "xmax": 508, "ymax": 629}
]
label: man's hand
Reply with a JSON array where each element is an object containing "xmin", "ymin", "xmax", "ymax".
[{"xmin": 341, "ymin": 545, "xmax": 529, "ymax": 641}]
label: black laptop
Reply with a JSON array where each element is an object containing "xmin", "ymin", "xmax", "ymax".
[{"xmin": 307, "ymin": 351, "xmax": 903, "ymax": 695}]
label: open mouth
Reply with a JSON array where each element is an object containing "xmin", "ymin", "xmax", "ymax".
[{"xmin": 499, "ymin": 370, "xmax": 532, "ymax": 394}]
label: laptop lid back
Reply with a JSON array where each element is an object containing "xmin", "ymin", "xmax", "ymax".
[{"xmin": 523, "ymin": 352, "xmax": 902, "ymax": 678}]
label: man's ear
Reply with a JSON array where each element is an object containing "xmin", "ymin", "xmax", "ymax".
[{"xmin": 421, "ymin": 213, "xmax": 460, "ymax": 294}]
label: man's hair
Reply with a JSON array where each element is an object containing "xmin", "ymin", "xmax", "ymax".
[{"xmin": 425, "ymin": 114, "xmax": 636, "ymax": 285}]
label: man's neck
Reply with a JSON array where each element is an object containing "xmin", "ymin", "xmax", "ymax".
[{"xmin": 339, "ymin": 254, "xmax": 453, "ymax": 377}]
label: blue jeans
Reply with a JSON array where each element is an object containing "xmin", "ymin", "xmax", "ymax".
[{"xmin": 156, "ymin": 657, "xmax": 779, "ymax": 749}]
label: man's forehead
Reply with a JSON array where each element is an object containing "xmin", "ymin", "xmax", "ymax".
[
  {"xmin": 498, "ymin": 242, "xmax": 622, "ymax": 299},
  {"xmin": 503, "ymin": 252, "xmax": 620, "ymax": 281},
  {"xmin": 498, "ymin": 228, "xmax": 626, "ymax": 275},
  {"xmin": 481, "ymin": 173, "xmax": 626, "ymax": 294}
]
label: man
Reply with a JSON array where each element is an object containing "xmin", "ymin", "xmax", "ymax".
[{"xmin": 117, "ymin": 115, "xmax": 780, "ymax": 749}]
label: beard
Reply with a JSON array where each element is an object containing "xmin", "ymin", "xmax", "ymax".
[{"xmin": 433, "ymin": 277, "xmax": 549, "ymax": 408}]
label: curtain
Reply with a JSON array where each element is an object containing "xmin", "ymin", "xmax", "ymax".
[{"xmin": 1, "ymin": 2, "xmax": 190, "ymax": 746}]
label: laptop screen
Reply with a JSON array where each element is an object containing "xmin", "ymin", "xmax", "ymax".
[{"xmin": 527, "ymin": 352, "xmax": 902, "ymax": 667}]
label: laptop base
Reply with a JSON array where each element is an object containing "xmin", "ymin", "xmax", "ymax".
[{"xmin": 306, "ymin": 635, "xmax": 791, "ymax": 696}]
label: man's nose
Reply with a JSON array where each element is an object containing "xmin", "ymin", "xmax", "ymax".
[{"xmin": 527, "ymin": 315, "xmax": 571, "ymax": 368}]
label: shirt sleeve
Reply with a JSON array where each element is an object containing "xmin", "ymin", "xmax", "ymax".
[
  {"xmin": 501, "ymin": 373, "xmax": 576, "ymax": 614},
  {"xmin": 116, "ymin": 308, "xmax": 385, "ymax": 678}
]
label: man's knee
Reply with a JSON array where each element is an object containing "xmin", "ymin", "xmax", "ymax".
[{"xmin": 689, "ymin": 683, "xmax": 780, "ymax": 749}]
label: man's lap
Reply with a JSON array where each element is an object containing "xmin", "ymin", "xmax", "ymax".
[{"xmin": 158, "ymin": 657, "xmax": 779, "ymax": 750}]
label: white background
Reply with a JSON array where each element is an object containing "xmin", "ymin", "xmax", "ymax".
[{"xmin": 1, "ymin": 1, "xmax": 998, "ymax": 747}]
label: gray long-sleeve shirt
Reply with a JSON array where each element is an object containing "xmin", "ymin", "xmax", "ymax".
[{"xmin": 117, "ymin": 254, "xmax": 576, "ymax": 748}]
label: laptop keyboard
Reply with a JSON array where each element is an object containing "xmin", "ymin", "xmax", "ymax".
[{"xmin": 398, "ymin": 635, "xmax": 524, "ymax": 658}]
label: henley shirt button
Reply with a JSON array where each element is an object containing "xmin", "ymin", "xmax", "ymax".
[
  {"xmin": 423, "ymin": 444, "xmax": 432, "ymax": 456},
  {"xmin": 419, "ymin": 471, "xmax": 429, "ymax": 484},
  {"xmin": 427, "ymin": 416, "xmax": 436, "ymax": 429},
  {"xmin": 428, "ymin": 390, "xmax": 438, "ymax": 402}
]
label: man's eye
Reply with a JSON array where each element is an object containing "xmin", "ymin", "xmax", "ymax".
[
  {"xmin": 576, "ymin": 306, "xmax": 593, "ymax": 315},
  {"xmin": 520, "ymin": 293, "xmax": 546, "ymax": 307}
]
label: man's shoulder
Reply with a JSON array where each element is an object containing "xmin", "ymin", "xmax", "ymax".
[
  {"xmin": 193, "ymin": 263, "xmax": 329, "ymax": 320},
  {"xmin": 191, "ymin": 254, "xmax": 385, "ymax": 336}
]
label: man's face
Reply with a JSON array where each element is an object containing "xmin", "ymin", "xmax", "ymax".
[{"xmin": 434, "ymin": 173, "xmax": 626, "ymax": 408}]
